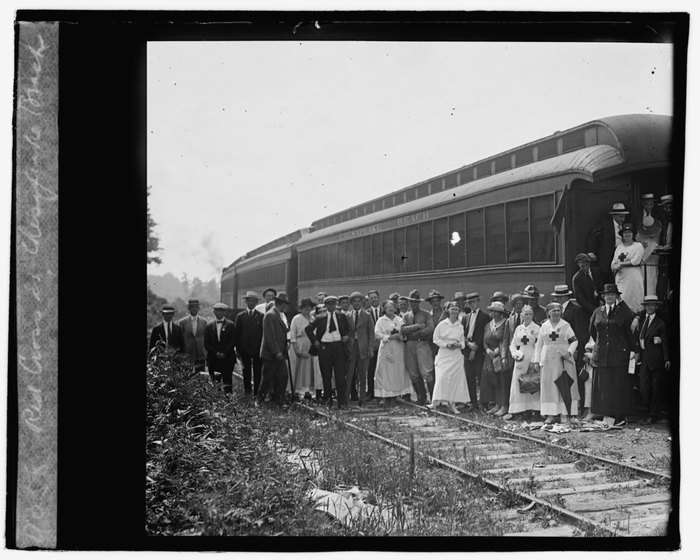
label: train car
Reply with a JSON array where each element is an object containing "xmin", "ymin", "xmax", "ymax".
[
  {"xmin": 220, "ymin": 228, "xmax": 310, "ymax": 313},
  {"xmin": 294, "ymin": 114, "xmax": 672, "ymax": 302}
]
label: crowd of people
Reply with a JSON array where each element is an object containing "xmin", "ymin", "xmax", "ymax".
[{"xmin": 149, "ymin": 197, "xmax": 675, "ymax": 427}]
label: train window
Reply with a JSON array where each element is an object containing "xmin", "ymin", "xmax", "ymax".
[
  {"xmin": 506, "ymin": 199, "xmax": 529, "ymax": 263},
  {"xmin": 465, "ymin": 209, "xmax": 485, "ymax": 267},
  {"xmin": 321, "ymin": 245, "xmax": 330, "ymax": 279},
  {"xmin": 419, "ymin": 221, "xmax": 434, "ymax": 271},
  {"xmin": 299, "ymin": 251, "xmax": 307, "ymax": 281},
  {"xmin": 371, "ymin": 233, "xmax": 383, "ymax": 276},
  {"xmin": 406, "ymin": 189, "xmax": 417, "ymax": 202},
  {"xmin": 514, "ymin": 147, "xmax": 534, "ymax": 167},
  {"xmin": 433, "ymin": 217, "xmax": 449, "ymax": 270},
  {"xmin": 448, "ymin": 213, "xmax": 466, "ymax": 269},
  {"xmin": 352, "ymin": 237, "xmax": 362, "ymax": 277},
  {"xmin": 475, "ymin": 161, "xmax": 492, "ymax": 179},
  {"xmin": 362, "ymin": 236, "xmax": 372, "ymax": 276},
  {"xmin": 562, "ymin": 129, "xmax": 585, "ymax": 153},
  {"xmin": 444, "ymin": 173, "xmax": 458, "ymax": 189},
  {"xmin": 417, "ymin": 182, "xmax": 430, "ymax": 198},
  {"xmin": 394, "ymin": 227, "xmax": 406, "ymax": 273},
  {"xmin": 338, "ymin": 241, "xmax": 347, "ymax": 278},
  {"xmin": 382, "ymin": 230, "xmax": 394, "ymax": 275},
  {"xmin": 485, "ymin": 205, "xmax": 506, "ymax": 265},
  {"xmin": 494, "ymin": 155, "xmax": 511, "ymax": 173},
  {"xmin": 530, "ymin": 194, "xmax": 555, "ymax": 262},
  {"xmin": 459, "ymin": 170, "xmax": 473, "ymax": 185},
  {"xmin": 405, "ymin": 225, "xmax": 419, "ymax": 273},
  {"xmin": 537, "ymin": 139, "xmax": 558, "ymax": 160},
  {"xmin": 384, "ymin": 196, "xmax": 394, "ymax": 209}
]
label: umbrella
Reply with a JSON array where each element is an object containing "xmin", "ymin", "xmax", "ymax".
[{"xmin": 554, "ymin": 357, "xmax": 574, "ymax": 416}]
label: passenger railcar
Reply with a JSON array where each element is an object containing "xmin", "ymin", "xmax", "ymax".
[{"xmin": 223, "ymin": 114, "xmax": 672, "ymax": 306}]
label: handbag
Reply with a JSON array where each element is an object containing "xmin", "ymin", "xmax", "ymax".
[
  {"xmin": 492, "ymin": 354, "xmax": 503, "ymax": 373},
  {"xmin": 578, "ymin": 366, "xmax": 590, "ymax": 383},
  {"xmin": 518, "ymin": 363, "xmax": 541, "ymax": 394}
]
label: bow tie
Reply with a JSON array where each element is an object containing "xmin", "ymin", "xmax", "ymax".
[{"xmin": 216, "ymin": 320, "xmax": 224, "ymax": 324}]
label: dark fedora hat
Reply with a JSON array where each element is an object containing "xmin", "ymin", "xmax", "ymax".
[
  {"xmin": 274, "ymin": 292, "xmax": 291, "ymax": 305},
  {"xmin": 601, "ymin": 283, "xmax": 622, "ymax": 295},
  {"xmin": 426, "ymin": 289, "xmax": 445, "ymax": 301},
  {"xmin": 299, "ymin": 297, "xmax": 314, "ymax": 308},
  {"xmin": 408, "ymin": 289, "xmax": 423, "ymax": 302}
]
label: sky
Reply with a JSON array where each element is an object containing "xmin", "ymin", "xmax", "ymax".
[{"xmin": 146, "ymin": 40, "xmax": 673, "ymax": 282}]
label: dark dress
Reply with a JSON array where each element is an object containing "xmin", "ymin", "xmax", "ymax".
[
  {"xmin": 480, "ymin": 320, "xmax": 506, "ymax": 404},
  {"xmin": 589, "ymin": 302, "xmax": 636, "ymax": 418}
]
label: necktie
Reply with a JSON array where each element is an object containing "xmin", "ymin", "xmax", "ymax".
[
  {"xmin": 165, "ymin": 322, "xmax": 170, "ymax": 344},
  {"xmin": 329, "ymin": 313, "xmax": 337, "ymax": 333},
  {"xmin": 355, "ymin": 310, "xmax": 359, "ymax": 326},
  {"xmin": 514, "ymin": 313, "xmax": 520, "ymax": 328},
  {"xmin": 640, "ymin": 315, "xmax": 650, "ymax": 340}
]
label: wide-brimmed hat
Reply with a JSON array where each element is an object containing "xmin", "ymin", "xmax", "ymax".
[
  {"xmin": 299, "ymin": 298, "xmax": 314, "ymax": 308},
  {"xmin": 510, "ymin": 292, "xmax": 527, "ymax": 304},
  {"xmin": 213, "ymin": 303, "xmax": 228, "ymax": 310},
  {"xmin": 389, "ymin": 292, "xmax": 400, "ymax": 300},
  {"xmin": 274, "ymin": 293, "xmax": 291, "ymax": 305},
  {"xmin": 408, "ymin": 289, "xmax": 423, "ymax": 302},
  {"xmin": 350, "ymin": 291, "xmax": 364, "ymax": 301},
  {"xmin": 187, "ymin": 298, "xmax": 200, "ymax": 306},
  {"xmin": 522, "ymin": 285, "xmax": 540, "ymax": 298},
  {"xmin": 243, "ymin": 290, "xmax": 259, "ymax": 301},
  {"xmin": 659, "ymin": 194, "xmax": 673, "ymax": 206},
  {"xmin": 609, "ymin": 202, "xmax": 630, "ymax": 215},
  {"xmin": 642, "ymin": 295, "xmax": 663, "ymax": 305},
  {"xmin": 575, "ymin": 252, "xmax": 591, "ymax": 263},
  {"xmin": 551, "ymin": 284, "xmax": 573, "ymax": 297},
  {"xmin": 486, "ymin": 301, "xmax": 506, "ymax": 314},
  {"xmin": 426, "ymin": 289, "xmax": 445, "ymax": 301},
  {"xmin": 546, "ymin": 302, "xmax": 562, "ymax": 314},
  {"xmin": 490, "ymin": 291, "xmax": 509, "ymax": 303},
  {"xmin": 454, "ymin": 291, "xmax": 467, "ymax": 301},
  {"xmin": 601, "ymin": 283, "xmax": 622, "ymax": 295},
  {"xmin": 323, "ymin": 295, "xmax": 338, "ymax": 304},
  {"xmin": 465, "ymin": 292, "xmax": 480, "ymax": 302},
  {"xmin": 161, "ymin": 304, "xmax": 175, "ymax": 313}
]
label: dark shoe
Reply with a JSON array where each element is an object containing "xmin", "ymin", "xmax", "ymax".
[
  {"xmin": 614, "ymin": 417, "xmax": 627, "ymax": 427},
  {"xmin": 304, "ymin": 392, "xmax": 312, "ymax": 401},
  {"xmin": 357, "ymin": 400, "xmax": 363, "ymax": 408}
]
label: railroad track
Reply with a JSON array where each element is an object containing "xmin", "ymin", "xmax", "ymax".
[{"xmin": 292, "ymin": 399, "xmax": 671, "ymax": 537}]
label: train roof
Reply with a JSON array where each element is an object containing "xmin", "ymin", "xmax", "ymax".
[
  {"xmin": 295, "ymin": 141, "xmax": 651, "ymax": 249},
  {"xmin": 222, "ymin": 227, "xmax": 311, "ymax": 274},
  {"xmin": 309, "ymin": 113, "xmax": 671, "ymax": 232}
]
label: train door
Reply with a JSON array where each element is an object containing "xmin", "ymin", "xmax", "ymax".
[{"xmin": 564, "ymin": 177, "xmax": 632, "ymax": 282}]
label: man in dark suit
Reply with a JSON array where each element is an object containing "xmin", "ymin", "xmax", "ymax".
[
  {"xmin": 462, "ymin": 292, "xmax": 490, "ymax": 409},
  {"xmin": 258, "ymin": 293, "xmax": 290, "ymax": 407},
  {"xmin": 234, "ymin": 291, "xmax": 264, "ymax": 396},
  {"xmin": 178, "ymin": 298, "xmax": 208, "ymax": 373},
  {"xmin": 635, "ymin": 295, "xmax": 671, "ymax": 424},
  {"xmin": 365, "ymin": 289, "xmax": 382, "ymax": 399},
  {"xmin": 345, "ymin": 291, "xmax": 375, "ymax": 406},
  {"xmin": 572, "ymin": 253, "xmax": 603, "ymax": 324},
  {"xmin": 204, "ymin": 303, "xmax": 237, "ymax": 394},
  {"xmin": 306, "ymin": 295, "xmax": 350, "ymax": 409},
  {"xmin": 585, "ymin": 202, "xmax": 631, "ymax": 284},
  {"xmin": 149, "ymin": 303, "xmax": 185, "ymax": 354}
]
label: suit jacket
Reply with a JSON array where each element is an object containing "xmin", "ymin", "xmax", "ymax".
[
  {"xmin": 461, "ymin": 309, "xmax": 490, "ymax": 357},
  {"xmin": 305, "ymin": 311, "xmax": 350, "ymax": 346},
  {"xmin": 346, "ymin": 308, "xmax": 375, "ymax": 360},
  {"xmin": 561, "ymin": 300, "xmax": 589, "ymax": 359},
  {"xmin": 260, "ymin": 307, "xmax": 288, "ymax": 361},
  {"xmin": 149, "ymin": 321, "xmax": 185, "ymax": 353},
  {"xmin": 178, "ymin": 315, "xmax": 207, "ymax": 362},
  {"xmin": 204, "ymin": 319, "xmax": 237, "ymax": 370},
  {"xmin": 586, "ymin": 218, "xmax": 630, "ymax": 283},
  {"xmin": 635, "ymin": 312, "xmax": 670, "ymax": 370},
  {"xmin": 502, "ymin": 312, "xmax": 521, "ymax": 370},
  {"xmin": 589, "ymin": 303, "xmax": 636, "ymax": 368},
  {"xmin": 234, "ymin": 308, "xmax": 264, "ymax": 356},
  {"xmin": 573, "ymin": 268, "xmax": 603, "ymax": 318}
]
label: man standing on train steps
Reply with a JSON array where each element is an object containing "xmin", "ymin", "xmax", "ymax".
[
  {"xmin": 402, "ymin": 290, "xmax": 436, "ymax": 405},
  {"xmin": 366, "ymin": 290, "xmax": 381, "ymax": 399},
  {"xmin": 178, "ymin": 298, "xmax": 207, "ymax": 373},
  {"xmin": 586, "ymin": 202, "xmax": 631, "ymax": 284},
  {"xmin": 346, "ymin": 291, "xmax": 375, "ymax": 406},
  {"xmin": 306, "ymin": 295, "xmax": 350, "ymax": 409},
  {"xmin": 204, "ymin": 303, "xmax": 237, "ymax": 394},
  {"xmin": 258, "ymin": 293, "xmax": 291, "ymax": 408},
  {"xmin": 463, "ymin": 292, "xmax": 490, "ymax": 409},
  {"xmin": 235, "ymin": 291, "xmax": 264, "ymax": 396}
]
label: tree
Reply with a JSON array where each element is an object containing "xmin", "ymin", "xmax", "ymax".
[{"xmin": 147, "ymin": 185, "xmax": 161, "ymax": 265}]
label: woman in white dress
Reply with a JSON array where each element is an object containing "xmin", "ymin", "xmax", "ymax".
[
  {"xmin": 374, "ymin": 301, "xmax": 412, "ymax": 403},
  {"xmin": 428, "ymin": 302, "xmax": 470, "ymax": 414},
  {"xmin": 611, "ymin": 222, "xmax": 645, "ymax": 312},
  {"xmin": 288, "ymin": 298, "xmax": 315, "ymax": 398},
  {"xmin": 635, "ymin": 215, "xmax": 662, "ymax": 297},
  {"xmin": 504, "ymin": 305, "xmax": 541, "ymax": 420},
  {"xmin": 533, "ymin": 302, "xmax": 580, "ymax": 424}
]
